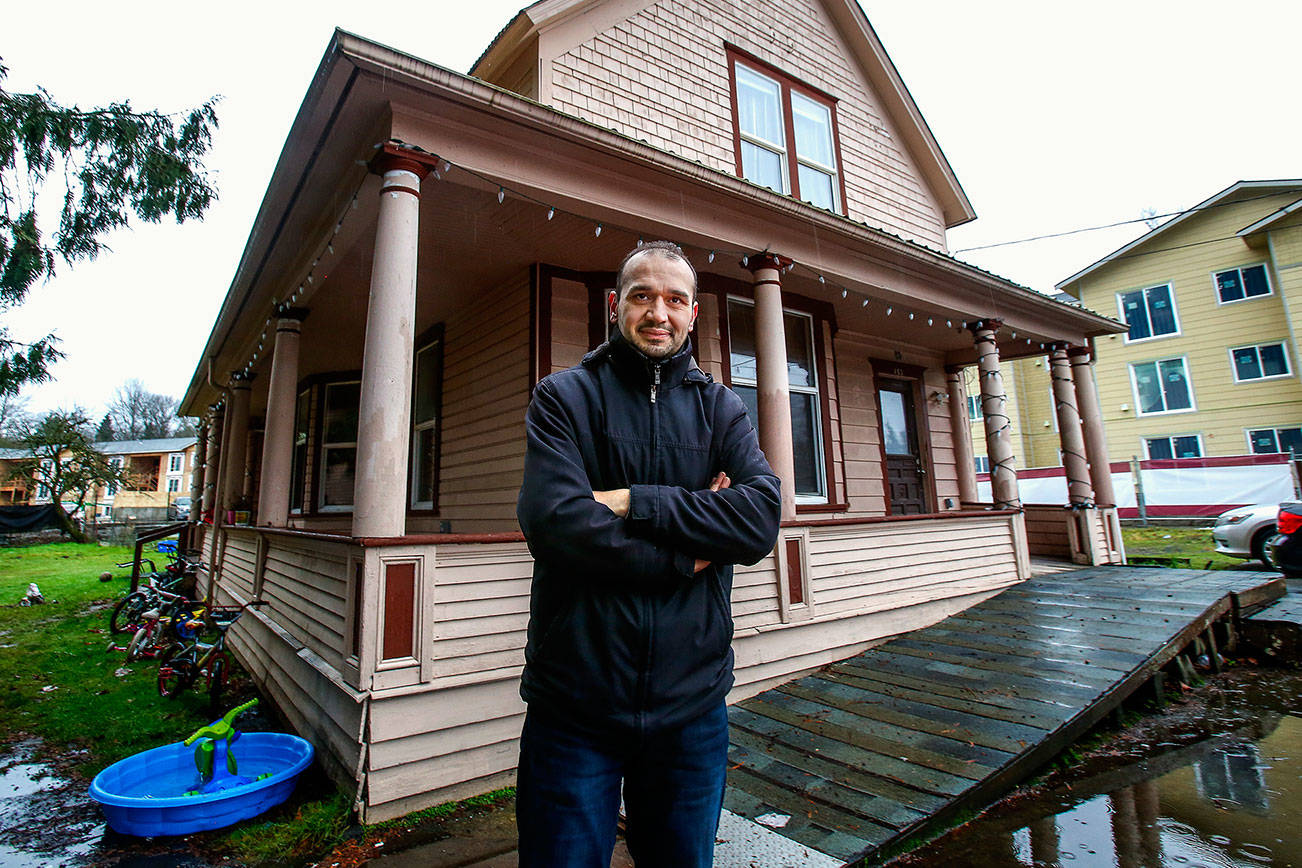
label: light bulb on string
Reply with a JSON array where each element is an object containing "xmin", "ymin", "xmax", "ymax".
[
  {"xmin": 547, "ymin": 207, "xmax": 555, "ymax": 220},
  {"xmin": 818, "ymin": 275, "xmax": 825, "ymax": 284},
  {"xmin": 595, "ymin": 224, "xmax": 602, "ymax": 237},
  {"xmin": 442, "ymin": 160, "xmax": 451, "ymax": 175},
  {"xmin": 497, "ymin": 187, "xmax": 505, "ymax": 204},
  {"xmin": 742, "ymin": 255, "xmax": 749, "ymax": 267},
  {"xmin": 841, "ymin": 288, "xmax": 847, "ymax": 299},
  {"xmin": 886, "ymin": 306, "xmax": 893, "ymax": 316},
  {"xmin": 708, "ymin": 251, "xmax": 715, "ymax": 263},
  {"xmin": 861, "ymin": 298, "xmax": 869, "ymax": 307},
  {"xmin": 908, "ymin": 312, "xmax": 914, "ymax": 320}
]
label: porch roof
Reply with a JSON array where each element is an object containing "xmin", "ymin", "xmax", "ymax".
[{"xmin": 182, "ymin": 29, "xmax": 1124, "ymax": 414}]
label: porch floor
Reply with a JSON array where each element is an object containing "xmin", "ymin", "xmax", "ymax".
[{"xmin": 721, "ymin": 566, "xmax": 1285, "ymax": 865}]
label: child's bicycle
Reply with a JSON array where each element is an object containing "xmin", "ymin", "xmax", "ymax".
[
  {"xmin": 108, "ymin": 550, "xmax": 206, "ymax": 635},
  {"xmin": 157, "ymin": 601, "xmax": 265, "ymax": 703},
  {"xmin": 111, "ymin": 596, "xmax": 208, "ymax": 662}
]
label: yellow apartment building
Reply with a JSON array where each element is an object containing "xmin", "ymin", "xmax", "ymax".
[{"xmin": 971, "ymin": 180, "xmax": 1302, "ymax": 473}]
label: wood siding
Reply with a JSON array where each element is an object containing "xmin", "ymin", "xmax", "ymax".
[
  {"xmin": 542, "ymin": 0, "xmax": 947, "ymax": 248},
  {"xmin": 1023, "ymin": 505, "xmax": 1072, "ymax": 559},
  {"xmin": 427, "ymin": 271, "xmax": 533, "ymax": 534}
]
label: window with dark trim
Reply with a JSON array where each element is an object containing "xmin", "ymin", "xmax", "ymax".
[
  {"xmin": 289, "ymin": 387, "xmax": 310, "ymax": 513},
  {"xmin": 726, "ymin": 48, "xmax": 845, "ymax": 214},
  {"xmin": 409, "ymin": 326, "xmax": 444, "ymax": 511},
  {"xmin": 319, "ymin": 380, "xmax": 360, "ymax": 511},
  {"xmin": 1118, "ymin": 283, "xmax": 1178, "ymax": 342},
  {"xmin": 723, "ymin": 294, "xmax": 832, "ymax": 504}
]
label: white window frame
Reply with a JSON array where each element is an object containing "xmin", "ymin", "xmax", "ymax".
[
  {"xmin": 1129, "ymin": 356, "xmax": 1196, "ymax": 416},
  {"xmin": 409, "ymin": 335, "xmax": 442, "ymax": 511},
  {"xmin": 318, "ymin": 379, "xmax": 361, "ymax": 513},
  {"xmin": 1213, "ymin": 263, "xmax": 1273, "ymax": 306},
  {"xmin": 734, "ymin": 63, "xmax": 789, "ymax": 197},
  {"xmin": 166, "ymin": 477, "xmax": 180, "ymax": 493},
  {"xmin": 168, "ymin": 453, "xmax": 184, "ymax": 473},
  {"xmin": 966, "ymin": 394, "xmax": 981, "ymax": 423},
  {"xmin": 974, "ymin": 455, "xmax": 991, "ymax": 474},
  {"xmin": 1143, "ymin": 434, "xmax": 1203, "ymax": 460},
  {"xmin": 1246, "ymin": 426, "xmax": 1302, "ymax": 457},
  {"xmin": 1228, "ymin": 341, "xmax": 1291, "ymax": 383},
  {"xmin": 727, "ymin": 296, "xmax": 826, "ymax": 503},
  {"xmin": 1117, "ymin": 283, "xmax": 1180, "ymax": 344},
  {"xmin": 106, "ymin": 457, "xmax": 123, "ymax": 498}
]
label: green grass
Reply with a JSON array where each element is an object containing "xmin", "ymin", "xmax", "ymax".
[{"xmin": 1120, "ymin": 525, "xmax": 1247, "ymax": 570}]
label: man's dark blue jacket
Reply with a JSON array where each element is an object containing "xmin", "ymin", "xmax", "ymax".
[{"xmin": 516, "ymin": 334, "xmax": 782, "ymax": 740}]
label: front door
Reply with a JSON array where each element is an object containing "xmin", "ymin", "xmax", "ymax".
[{"xmin": 876, "ymin": 379, "xmax": 927, "ymax": 515}]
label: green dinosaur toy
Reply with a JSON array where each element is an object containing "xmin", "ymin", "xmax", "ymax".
[{"xmin": 184, "ymin": 698, "xmax": 259, "ymax": 783}]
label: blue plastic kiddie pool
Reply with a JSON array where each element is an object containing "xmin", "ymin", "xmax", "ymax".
[{"xmin": 90, "ymin": 701, "xmax": 314, "ymax": 836}]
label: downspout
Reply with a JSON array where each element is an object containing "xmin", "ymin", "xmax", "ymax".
[{"xmin": 1267, "ymin": 234, "xmax": 1301, "ymax": 398}]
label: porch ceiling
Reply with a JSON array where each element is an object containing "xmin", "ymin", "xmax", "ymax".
[{"xmin": 184, "ymin": 29, "xmax": 1123, "ymax": 414}]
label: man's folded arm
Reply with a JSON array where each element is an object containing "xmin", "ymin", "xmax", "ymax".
[
  {"xmin": 625, "ymin": 404, "xmax": 781, "ymax": 566},
  {"xmin": 516, "ymin": 381, "xmax": 696, "ymax": 584}
]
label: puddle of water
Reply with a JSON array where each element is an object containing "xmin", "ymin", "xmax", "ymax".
[
  {"xmin": 0, "ymin": 740, "xmax": 106, "ymax": 866},
  {"xmin": 893, "ymin": 671, "xmax": 1302, "ymax": 868}
]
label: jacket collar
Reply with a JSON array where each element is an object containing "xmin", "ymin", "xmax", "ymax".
[{"xmin": 582, "ymin": 333, "xmax": 710, "ymax": 387}]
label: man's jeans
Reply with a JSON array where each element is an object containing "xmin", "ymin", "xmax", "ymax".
[{"xmin": 516, "ymin": 701, "xmax": 729, "ymax": 867}]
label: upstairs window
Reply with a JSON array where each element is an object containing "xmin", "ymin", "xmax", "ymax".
[
  {"xmin": 168, "ymin": 453, "xmax": 183, "ymax": 473},
  {"xmin": 1230, "ymin": 342, "xmax": 1290, "ymax": 382},
  {"xmin": 1215, "ymin": 264, "xmax": 1271, "ymax": 304},
  {"xmin": 1130, "ymin": 357, "xmax": 1194, "ymax": 415},
  {"xmin": 966, "ymin": 394, "xmax": 982, "ymax": 422},
  {"xmin": 1118, "ymin": 284, "xmax": 1178, "ymax": 342},
  {"xmin": 729, "ymin": 50, "xmax": 843, "ymax": 213}
]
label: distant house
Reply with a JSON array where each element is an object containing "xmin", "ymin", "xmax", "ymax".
[
  {"xmin": 88, "ymin": 438, "xmax": 198, "ymax": 520},
  {"xmin": 1056, "ymin": 179, "xmax": 1302, "ymax": 463},
  {"xmin": 180, "ymin": 0, "xmax": 1125, "ymax": 821},
  {"xmin": 0, "ymin": 447, "xmax": 33, "ymax": 505}
]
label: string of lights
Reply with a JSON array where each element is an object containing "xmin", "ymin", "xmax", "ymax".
[{"xmin": 220, "ymin": 139, "xmax": 1064, "ymax": 395}]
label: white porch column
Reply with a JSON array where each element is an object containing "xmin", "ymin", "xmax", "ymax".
[
  {"xmin": 221, "ymin": 375, "xmax": 252, "ymax": 512},
  {"xmin": 945, "ymin": 366, "xmax": 979, "ymax": 506},
  {"xmin": 1049, "ymin": 344, "xmax": 1094, "ymax": 505},
  {"xmin": 746, "ymin": 253, "xmax": 796, "ymax": 521},
  {"xmin": 257, "ymin": 308, "xmax": 308, "ymax": 527},
  {"xmin": 353, "ymin": 154, "xmax": 429, "ymax": 538},
  {"xmin": 1070, "ymin": 345, "xmax": 1118, "ymax": 506},
  {"xmin": 189, "ymin": 419, "xmax": 208, "ymax": 523},
  {"xmin": 970, "ymin": 319, "xmax": 1021, "ymax": 509}
]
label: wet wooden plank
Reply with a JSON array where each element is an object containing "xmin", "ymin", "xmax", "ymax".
[
  {"xmin": 882, "ymin": 638, "xmax": 1120, "ymax": 690},
  {"xmin": 729, "ymin": 709, "xmax": 956, "ymax": 811},
  {"xmin": 847, "ymin": 648, "xmax": 1101, "ymax": 705},
  {"xmin": 832, "ymin": 658, "xmax": 1079, "ymax": 721},
  {"xmin": 819, "ymin": 666, "xmax": 1073, "ymax": 731},
  {"xmin": 725, "ymin": 766, "xmax": 894, "ymax": 853},
  {"xmin": 907, "ymin": 627, "xmax": 1140, "ymax": 675}
]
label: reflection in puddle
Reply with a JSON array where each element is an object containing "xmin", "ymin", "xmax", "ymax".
[
  {"xmin": 896, "ymin": 710, "xmax": 1301, "ymax": 867},
  {"xmin": 0, "ymin": 739, "xmax": 105, "ymax": 866}
]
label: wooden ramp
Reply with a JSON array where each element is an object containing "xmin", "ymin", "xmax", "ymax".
[{"xmin": 723, "ymin": 566, "xmax": 1284, "ymax": 865}]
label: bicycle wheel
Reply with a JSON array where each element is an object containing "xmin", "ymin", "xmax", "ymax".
[
  {"xmin": 125, "ymin": 625, "xmax": 151, "ymax": 662},
  {"xmin": 109, "ymin": 592, "xmax": 150, "ymax": 635},
  {"xmin": 157, "ymin": 644, "xmax": 198, "ymax": 698},
  {"xmin": 207, "ymin": 655, "xmax": 227, "ymax": 705}
]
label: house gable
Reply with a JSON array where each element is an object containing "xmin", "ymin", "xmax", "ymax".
[{"xmin": 471, "ymin": 0, "xmax": 972, "ymax": 249}]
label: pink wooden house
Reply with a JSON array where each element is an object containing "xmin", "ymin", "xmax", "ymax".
[{"xmin": 181, "ymin": 0, "xmax": 1126, "ymax": 822}]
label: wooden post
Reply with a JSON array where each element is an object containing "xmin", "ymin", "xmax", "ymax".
[
  {"xmin": 946, "ymin": 366, "xmax": 978, "ymax": 506},
  {"xmin": 353, "ymin": 155, "xmax": 428, "ymax": 538},
  {"xmin": 257, "ymin": 308, "xmax": 308, "ymax": 528},
  {"xmin": 746, "ymin": 252, "xmax": 796, "ymax": 521},
  {"xmin": 970, "ymin": 320, "xmax": 1020, "ymax": 508}
]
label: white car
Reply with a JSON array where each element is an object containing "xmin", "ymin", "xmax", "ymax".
[{"xmin": 1211, "ymin": 504, "xmax": 1278, "ymax": 563}]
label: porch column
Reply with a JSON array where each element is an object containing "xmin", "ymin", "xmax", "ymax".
[
  {"xmin": 746, "ymin": 252, "xmax": 797, "ymax": 521},
  {"xmin": 221, "ymin": 373, "xmax": 252, "ymax": 511},
  {"xmin": 188, "ymin": 419, "xmax": 208, "ymax": 522},
  {"xmin": 1049, "ymin": 344, "xmax": 1094, "ymax": 505},
  {"xmin": 970, "ymin": 319, "xmax": 1021, "ymax": 508},
  {"xmin": 257, "ymin": 308, "xmax": 307, "ymax": 527},
  {"xmin": 202, "ymin": 405, "xmax": 223, "ymax": 520},
  {"xmin": 945, "ymin": 366, "xmax": 979, "ymax": 506},
  {"xmin": 352, "ymin": 155, "xmax": 429, "ymax": 538},
  {"xmin": 1069, "ymin": 345, "xmax": 1117, "ymax": 506}
]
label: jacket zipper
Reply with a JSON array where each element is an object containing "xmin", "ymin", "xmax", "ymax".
[{"xmin": 637, "ymin": 361, "xmax": 662, "ymax": 728}]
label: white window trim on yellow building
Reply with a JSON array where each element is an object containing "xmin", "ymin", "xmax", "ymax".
[
  {"xmin": 1228, "ymin": 341, "xmax": 1291, "ymax": 383},
  {"xmin": 1213, "ymin": 263, "xmax": 1273, "ymax": 306},
  {"xmin": 1129, "ymin": 356, "xmax": 1196, "ymax": 416},
  {"xmin": 1117, "ymin": 282, "xmax": 1181, "ymax": 344},
  {"xmin": 1246, "ymin": 426, "xmax": 1302, "ymax": 457},
  {"xmin": 1143, "ymin": 433, "xmax": 1203, "ymax": 460}
]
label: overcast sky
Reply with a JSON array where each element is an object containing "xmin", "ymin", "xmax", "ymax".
[{"xmin": 6, "ymin": 1, "xmax": 1300, "ymax": 419}]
